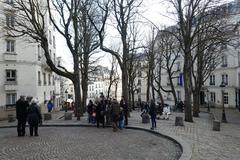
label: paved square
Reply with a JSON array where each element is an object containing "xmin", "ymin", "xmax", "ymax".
[{"xmin": 0, "ymin": 127, "xmax": 181, "ymax": 160}]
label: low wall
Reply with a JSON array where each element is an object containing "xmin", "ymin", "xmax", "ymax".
[{"xmin": 0, "ymin": 107, "xmax": 16, "ymax": 121}]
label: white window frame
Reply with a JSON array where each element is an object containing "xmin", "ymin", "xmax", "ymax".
[
  {"xmin": 223, "ymin": 92, "xmax": 228, "ymax": 104},
  {"xmin": 210, "ymin": 92, "xmax": 215, "ymax": 102},
  {"xmin": 222, "ymin": 74, "xmax": 228, "ymax": 85},
  {"xmin": 6, "ymin": 93, "xmax": 17, "ymax": 107},
  {"xmin": 6, "ymin": 14, "xmax": 15, "ymax": 27},
  {"xmin": 6, "ymin": 69, "xmax": 16, "ymax": 82},
  {"xmin": 6, "ymin": 39, "xmax": 15, "ymax": 52}
]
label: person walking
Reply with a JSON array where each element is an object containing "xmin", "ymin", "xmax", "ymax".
[
  {"xmin": 27, "ymin": 98, "xmax": 42, "ymax": 136},
  {"xmin": 111, "ymin": 99, "xmax": 120, "ymax": 132},
  {"xmin": 149, "ymin": 100, "xmax": 157, "ymax": 130},
  {"xmin": 120, "ymin": 96, "xmax": 128, "ymax": 126},
  {"xmin": 47, "ymin": 100, "xmax": 54, "ymax": 112},
  {"xmin": 16, "ymin": 96, "xmax": 29, "ymax": 136}
]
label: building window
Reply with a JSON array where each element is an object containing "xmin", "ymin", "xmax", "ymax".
[
  {"xmin": 138, "ymin": 79, "xmax": 141, "ymax": 86},
  {"xmin": 49, "ymin": 49, "xmax": 52, "ymax": 58},
  {"xmin": 138, "ymin": 70, "xmax": 142, "ymax": 77},
  {"xmin": 138, "ymin": 87, "xmax": 141, "ymax": 93},
  {"xmin": 38, "ymin": 71, "xmax": 41, "ymax": 86},
  {"xmin": 221, "ymin": 55, "xmax": 227, "ymax": 67},
  {"xmin": 43, "ymin": 73, "xmax": 46, "ymax": 85},
  {"xmin": 177, "ymin": 91, "xmax": 181, "ymax": 101},
  {"xmin": 44, "ymin": 92, "xmax": 46, "ymax": 102},
  {"xmin": 223, "ymin": 92, "xmax": 228, "ymax": 104},
  {"xmin": 6, "ymin": 93, "xmax": 17, "ymax": 107},
  {"xmin": 210, "ymin": 92, "xmax": 215, "ymax": 102},
  {"xmin": 53, "ymin": 36, "xmax": 56, "ymax": 48},
  {"xmin": 6, "ymin": 0, "xmax": 14, "ymax": 5},
  {"xmin": 6, "ymin": 40, "xmax": 15, "ymax": 52},
  {"xmin": 52, "ymin": 75, "xmax": 55, "ymax": 85},
  {"xmin": 6, "ymin": 70, "xmax": 16, "ymax": 82},
  {"xmin": 209, "ymin": 75, "xmax": 215, "ymax": 85},
  {"xmin": 38, "ymin": 45, "xmax": 41, "ymax": 61},
  {"xmin": 49, "ymin": 30, "xmax": 52, "ymax": 44},
  {"xmin": 222, "ymin": 74, "xmax": 228, "ymax": 85},
  {"xmin": 48, "ymin": 74, "xmax": 51, "ymax": 85},
  {"xmin": 54, "ymin": 53, "xmax": 56, "ymax": 64},
  {"xmin": 176, "ymin": 62, "xmax": 181, "ymax": 71},
  {"xmin": 6, "ymin": 14, "xmax": 15, "ymax": 27}
]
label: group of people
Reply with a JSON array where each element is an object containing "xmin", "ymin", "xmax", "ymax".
[
  {"xmin": 140, "ymin": 100, "xmax": 174, "ymax": 130},
  {"xmin": 87, "ymin": 96, "xmax": 128, "ymax": 132},
  {"xmin": 16, "ymin": 96, "xmax": 42, "ymax": 137}
]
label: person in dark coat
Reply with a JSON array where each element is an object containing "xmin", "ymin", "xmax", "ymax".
[
  {"xmin": 87, "ymin": 100, "xmax": 94, "ymax": 123},
  {"xmin": 120, "ymin": 96, "xmax": 128, "ymax": 126},
  {"xmin": 27, "ymin": 98, "xmax": 42, "ymax": 136},
  {"xmin": 149, "ymin": 99, "xmax": 157, "ymax": 130},
  {"xmin": 95, "ymin": 99, "xmax": 106, "ymax": 128},
  {"xmin": 16, "ymin": 96, "xmax": 29, "ymax": 136}
]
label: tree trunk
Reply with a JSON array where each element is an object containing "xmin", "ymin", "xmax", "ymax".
[
  {"xmin": 81, "ymin": 77, "xmax": 88, "ymax": 113},
  {"xmin": 131, "ymin": 90, "xmax": 135, "ymax": 110},
  {"xmin": 73, "ymin": 57, "xmax": 82, "ymax": 120},
  {"xmin": 151, "ymin": 70, "xmax": 155, "ymax": 101},
  {"xmin": 73, "ymin": 76, "xmax": 81, "ymax": 120},
  {"xmin": 193, "ymin": 90, "xmax": 200, "ymax": 117},
  {"xmin": 184, "ymin": 53, "xmax": 193, "ymax": 122},
  {"xmin": 115, "ymin": 82, "xmax": 118, "ymax": 99},
  {"xmin": 146, "ymin": 70, "xmax": 150, "ymax": 102},
  {"xmin": 122, "ymin": 66, "xmax": 129, "ymax": 103},
  {"xmin": 169, "ymin": 72, "xmax": 177, "ymax": 106}
]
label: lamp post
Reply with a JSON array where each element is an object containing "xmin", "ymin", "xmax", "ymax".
[
  {"xmin": 206, "ymin": 89, "xmax": 210, "ymax": 112},
  {"xmin": 65, "ymin": 90, "xmax": 68, "ymax": 112},
  {"xmin": 219, "ymin": 82, "xmax": 227, "ymax": 123}
]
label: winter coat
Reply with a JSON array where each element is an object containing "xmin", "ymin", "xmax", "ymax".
[
  {"xmin": 149, "ymin": 103, "xmax": 156, "ymax": 117},
  {"xmin": 111, "ymin": 102, "xmax": 120, "ymax": 117},
  {"xmin": 16, "ymin": 99, "xmax": 29, "ymax": 121},
  {"xmin": 27, "ymin": 104, "xmax": 42, "ymax": 125}
]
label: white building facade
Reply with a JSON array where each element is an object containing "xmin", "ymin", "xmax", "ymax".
[
  {"xmin": 0, "ymin": 1, "xmax": 61, "ymax": 119},
  {"xmin": 135, "ymin": 0, "xmax": 240, "ymax": 109}
]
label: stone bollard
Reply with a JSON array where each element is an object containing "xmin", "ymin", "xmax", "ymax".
[
  {"xmin": 64, "ymin": 112, "xmax": 72, "ymax": 120},
  {"xmin": 213, "ymin": 120, "xmax": 220, "ymax": 131},
  {"xmin": 175, "ymin": 116, "xmax": 184, "ymax": 126},
  {"xmin": 142, "ymin": 113, "xmax": 150, "ymax": 123},
  {"xmin": 43, "ymin": 113, "xmax": 52, "ymax": 120},
  {"xmin": 8, "ymin": 115, "xmax": 15, "ymax": 122}
]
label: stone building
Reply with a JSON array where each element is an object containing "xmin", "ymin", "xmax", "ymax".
[{"xmin": 0, "ymin": 1, "xmax": 61, "ymax": 119}]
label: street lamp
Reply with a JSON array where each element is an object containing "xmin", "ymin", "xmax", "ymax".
[
  {"xmin": 206, "ymin": 89, "xmax": 210, "ymax": 112},
  {"xmin": 219, "ymin": 82, "xmax": 227, "ymax": 123},
  {"xmin": 65, "ymin": 90, "xmax": 68, "ymax": 112}
]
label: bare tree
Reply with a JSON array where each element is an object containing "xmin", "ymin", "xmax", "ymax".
[
  {"xmin": 191, "ymin": 8, "xmax": 237, "ymax": 117},
  {"xmin": 165, "ymin": 0, "xmax": 238, "ymax": 122},
  {"xmin": 7, "ymin": 0, "xmax": 100, "ymax": 120},
  {"xmin": 106, "ymin": 55, "xmax": 120, "ymax": 99},
  {"xmin": 79, "ymin": 0, "xmax": 100, "ymax": 110},
  {"xmin": 89, "ymin": 0, "xmax": 143, "ymax": 105},
  {"xmin": 156, "ymin": 29, "xmax": 181, "ymax": 106},
  {"xmin": 144, "ymin": 27, "xmax": 157, "ymax": 102}
]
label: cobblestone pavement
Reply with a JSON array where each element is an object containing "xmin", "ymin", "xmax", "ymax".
[
  {"xmin": 0, "ymin": 127, "xmax": 181, "ymax": 160},
  {"xmin": 1, "ymin": 108, "xmax": 240, "ymax": 160}
]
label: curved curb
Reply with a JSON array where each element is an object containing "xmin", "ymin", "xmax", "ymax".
[{"xmin": 0, "ymin": 124, "xmax": 191, "ymax": 160}]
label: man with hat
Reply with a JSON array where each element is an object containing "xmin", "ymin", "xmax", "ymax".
[{"xmin": 16, "ymin": 95, "xmax": 29, "ymax": 136}]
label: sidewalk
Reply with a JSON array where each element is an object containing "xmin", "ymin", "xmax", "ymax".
[{"xmin": 1, "ymin": 109, "xmax": 240, "ymax": 160}]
